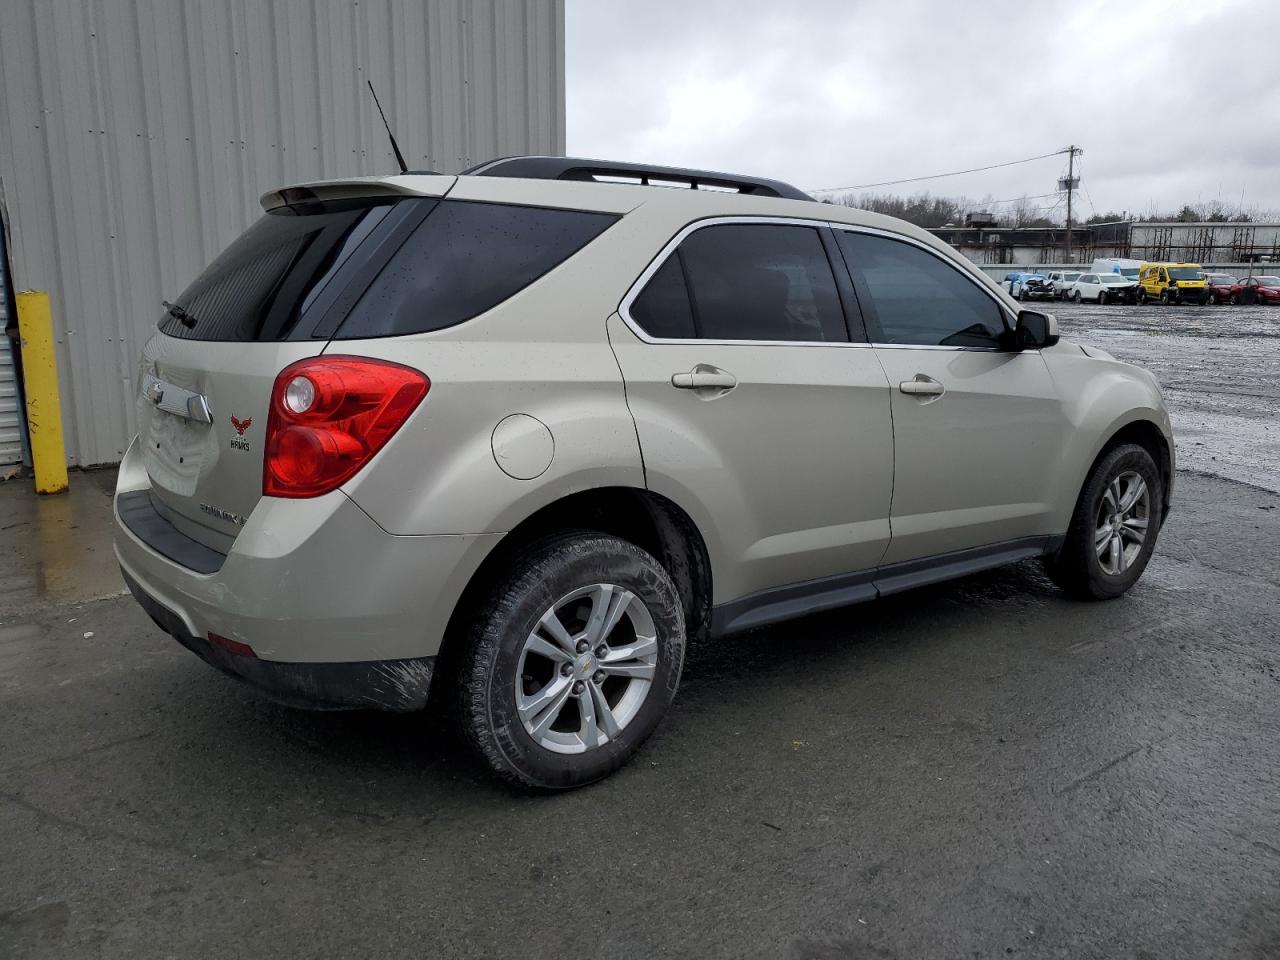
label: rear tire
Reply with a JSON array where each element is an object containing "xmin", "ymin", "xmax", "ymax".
[
  {"xmin": 457, "ymin": 533, "xmax": 685, "ymax": 790},
  {"xmin": 1043, "ymin": 443, "xmax": 1162, "ymax": 601}
]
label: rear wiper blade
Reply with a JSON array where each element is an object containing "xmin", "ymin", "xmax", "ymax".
[{"xmin": 162, "ymin": 300, "xmax": 198, "ymax": 329}]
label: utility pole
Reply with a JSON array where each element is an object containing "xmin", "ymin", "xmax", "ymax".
[{"xmin": 1061, "ymin": 145, "xmax": 1082, "ymax": 263}]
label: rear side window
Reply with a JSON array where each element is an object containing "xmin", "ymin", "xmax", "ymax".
[
  {"xmin": 836, "ymin": 231, "xmax": 1006, "ymax": 348},
  {"xmin": 630, "ymin": 256, "xmax": 696, "ymax": 339},
  {"xmin": 335, "ymin": 200, "xmax": 617, "ymax": 338},
  {"xmin": 159, "ymin": 199, "xmax": 397, "ymax": 341},
  {"xmin": 629, "ymin": 223, "xmax": 846, "ymax": 342}
]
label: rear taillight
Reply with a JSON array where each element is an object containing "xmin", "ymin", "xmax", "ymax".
[{"xmin": 263, "ymin": 356, "xmax": 429, "ymax": 498}]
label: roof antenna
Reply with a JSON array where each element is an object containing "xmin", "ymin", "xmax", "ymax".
[{"xmin": 367, "ymin": 80, "xmax": 408, "ymax": 174}]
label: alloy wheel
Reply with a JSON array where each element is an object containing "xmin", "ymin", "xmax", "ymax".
[
  {"xmin": 1094, "ymin": 470, "xmax": 1150, "ymax": 576},
  {"xmin": 516, "ymin": 583, "xmax": 658, "ymax": 754}
]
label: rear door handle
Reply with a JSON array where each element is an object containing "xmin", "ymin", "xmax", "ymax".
[
  {"xmin": 671, "ymin": 364, "xmax": 738, "ymax": 391},
  {"xmin": 899, "ymin": 374, "xmax": 945, "ymax": 397}
]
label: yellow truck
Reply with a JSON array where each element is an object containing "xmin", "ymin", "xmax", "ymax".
[{"xmin": 1137, "ymin": 262, "xmax": 1208, "ymax": 305}]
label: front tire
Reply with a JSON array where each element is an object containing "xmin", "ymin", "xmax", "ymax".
[
  {"xmin": 1044, "ymin": 443, "xmax": 1162, "ymax": 600},
  {"xmin": 458, "ymin": 533, "xmax": 686, "ymax": 790},
  {"xmin": 1073, "ymin": 291, "xmax": 1082, "ymax": 303}
]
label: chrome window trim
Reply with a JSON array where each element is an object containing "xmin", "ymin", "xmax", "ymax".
[
  {"xmin": 617, "ymin": 215, "xmax": 1017, "ymax": 352},
  {"xmin": 616, "ymin": 215, "xmax": 872, "ymax": 349}
]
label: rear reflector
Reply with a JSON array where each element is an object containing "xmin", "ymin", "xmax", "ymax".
[
  {"xmin": 263, "ymin": 356, "xmax": 429, "ymax": 498},
  {"xmin": 208, "ymin": 632, "xmax": 257, "ymax": 658}
]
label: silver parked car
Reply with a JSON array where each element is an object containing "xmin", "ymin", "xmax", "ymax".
[{"xmin": 115, "ymin": 157, "xmax": 1174, "ymax": 789}]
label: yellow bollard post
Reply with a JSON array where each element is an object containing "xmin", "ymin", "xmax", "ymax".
[{"xmin": 15, "ymin": 291, "xmax": 69, "ymax": 494}]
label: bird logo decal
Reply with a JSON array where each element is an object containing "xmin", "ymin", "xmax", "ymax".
[{"xmin": 230, "ymin": 415, "xmax": 252, "ymax": 436}]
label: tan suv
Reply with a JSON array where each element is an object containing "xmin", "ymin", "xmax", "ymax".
[{"xmin": 115, "ymin": 157, "xmax": 1174, "ymax": 789}]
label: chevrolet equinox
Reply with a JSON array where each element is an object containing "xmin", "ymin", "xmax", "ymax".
[{"xmin": 115, "ymin": 157, "xmax": 1174, "ymax": 789}]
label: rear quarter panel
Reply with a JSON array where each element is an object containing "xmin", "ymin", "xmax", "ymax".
[{"xmin": 330, "ymin": 196, "xmax": 665, "ymax": 536}]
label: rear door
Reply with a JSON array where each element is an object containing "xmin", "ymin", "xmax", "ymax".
[
  {"xmin": 833, "ymin": 227, "xmax": 1070, "ymax": 564},
  {"xmin": 608, "ymin": 219, "xmax": 894, "ymax": 604},
  {"xmin": 136, "ymin": 186, "xmax": 447, "ymax": 550}
]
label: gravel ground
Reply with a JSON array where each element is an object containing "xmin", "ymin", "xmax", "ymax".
[{"xmin": 1052, "ymin": 299, "xmax": 1280, "ymax": 492}]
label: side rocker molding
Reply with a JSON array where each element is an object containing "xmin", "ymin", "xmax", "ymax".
[{"xmin": 710, "ymin": 536, "xmax": 1061, "ymax": 637}]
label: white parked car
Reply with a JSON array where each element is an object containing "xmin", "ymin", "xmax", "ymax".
[
  {"xmin": 1045, "ymin": 270, "xmax": 1085, "ymax": 300},
  {"xmin": 1069, "ymin": 273, "xmax": 1140, "ymax": 304}
]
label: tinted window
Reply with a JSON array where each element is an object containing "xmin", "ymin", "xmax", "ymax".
[
  {"xmin": 159, "ymin": 199, "xmax": 397, "ymax": 341},
  {"xmin": 836, "ymin": 232, "xmax": 1006, "ymax": 347},
  {"xmin": 630, "ymin": 256, "xmax": 696, "ymax": 339},
  {"xmin": 675, "ymin": 224, "xmax": 846, "ymax": 342},
  {"xmin": 337, "ymin": 200, "xmax": 617, "ymax": 338}
]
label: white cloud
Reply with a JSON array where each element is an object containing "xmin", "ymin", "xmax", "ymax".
[{"xmin": 567, "ymin": 0, "xmax": 1280, "ymax": 217}]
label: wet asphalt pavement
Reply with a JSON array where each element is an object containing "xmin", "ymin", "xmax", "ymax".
[{"xmin": 2, "ymin": 307, "xmax": 1279, "ymax": 959}]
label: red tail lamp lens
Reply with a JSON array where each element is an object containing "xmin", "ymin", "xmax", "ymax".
[{"xmin": 264, "ymin": 356, "xmax": 429, "ymax": 498}]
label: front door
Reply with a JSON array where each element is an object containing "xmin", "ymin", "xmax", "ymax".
[
  {"xmin": 833, "ymin": 228, "xmax": 1069, "ymax": 564},
  {"xmin": 609, "ymin": 220, "xmax": 895, "ymax": 604}
]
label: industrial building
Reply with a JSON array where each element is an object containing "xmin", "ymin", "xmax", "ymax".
[
  {"xmin": 0, "ymin": 0, "xmax": 565, "ymax": 469},
  {"xmin": 929, "ymin": 219, "xmax": 1280, "ymax": 270}
]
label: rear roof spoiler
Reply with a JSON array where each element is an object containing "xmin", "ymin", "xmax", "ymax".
[
  {"xmin": 461, "ymin": 156, "xmax": 813, "ymax": 202},
  {"xmin": 260, "ymin": 175, "xmax": 455, "ymax": 211}
]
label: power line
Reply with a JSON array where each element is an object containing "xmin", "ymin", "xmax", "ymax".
[
  {"xmin": 808, "ymin": 148, "xmax": 1073, "ymax": 193},
  {"xmin": 974, "ymin": 190, "xmax": 1061, "ymax": 207}
]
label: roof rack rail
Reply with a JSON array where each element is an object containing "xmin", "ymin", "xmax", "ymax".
[{"xmin": 460, "ymin": 156, "xmax": 812, "ymax": 202}]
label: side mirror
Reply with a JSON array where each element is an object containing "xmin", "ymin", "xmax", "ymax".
[{"xmin": 1010, "ymin": 309, "xmax": 1059, "ymax": 350}]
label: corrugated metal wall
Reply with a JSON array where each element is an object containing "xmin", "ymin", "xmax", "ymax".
[{"xmin": 0, "ymin": 0, "xmax": 565, "ymax": 466}]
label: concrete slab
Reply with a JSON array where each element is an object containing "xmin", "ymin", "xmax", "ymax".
[{"xmin": 0, "ymin": 469, "xmax": 125, "ymax": 620}]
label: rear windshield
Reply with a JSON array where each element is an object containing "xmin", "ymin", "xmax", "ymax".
[
  {"xmin": 334, "ymin": 200, "xmax": 618, "ymax": 338},
  {"xmin": 159, "ymin": 198, "xmax": 398, "ymax": 341}
]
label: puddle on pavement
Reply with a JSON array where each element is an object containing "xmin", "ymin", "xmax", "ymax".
[{"xmin": 0, "ymin": 471, "xmax": 126, "ymax": 617}]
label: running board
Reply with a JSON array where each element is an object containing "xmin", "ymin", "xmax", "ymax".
[{"xmin": 710, "ymin": 536, "xmax": 1058, "ymax": 637}]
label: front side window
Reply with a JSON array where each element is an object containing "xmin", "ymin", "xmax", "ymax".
[
  {"xmin": 836, "ymin": 231, "xmax": 1006, "ymax": 348},
  {"xmin": 629, "ymin": 222, "xmax": 847, "ymax": 342}
]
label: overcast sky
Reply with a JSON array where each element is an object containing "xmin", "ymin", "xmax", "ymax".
[{"xmin": 566, "ymin": 0, "xmax": 1280, "ymax": 220}]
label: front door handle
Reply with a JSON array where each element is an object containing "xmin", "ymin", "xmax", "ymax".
[
  {"xmin": 899, "ymin": 374, "xmax": 945, "ymax": 397},
  {"xmin": 671, "ymin": 364, "xmax": 738, "ymax": 392}
]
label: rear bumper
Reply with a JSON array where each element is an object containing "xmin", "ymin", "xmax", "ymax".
[
  {"xmin": 123, "ymin": 569, "xmax": 435, "ymax": 711},
  {"xmin": 113, "ymin": 436, "xmax": 502, "ymax": 708}
]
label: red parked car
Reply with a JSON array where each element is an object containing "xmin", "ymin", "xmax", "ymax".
[
  {"xmin": 1204, "ymin": 273, "xmax": 1237, "ymax": 304},
  {"xmin": 1229, "ymin": 276, "xmax": 1280, "ymax": 305}
]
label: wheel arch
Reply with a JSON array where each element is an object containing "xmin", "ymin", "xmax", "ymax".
[
  {"xmin": 439, "ymin": 486, "xmax": 714, "ymax": 673},
  {"xmin": 1090, "ymin": 417, "xmax": 1174, "ymax": 522}
]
